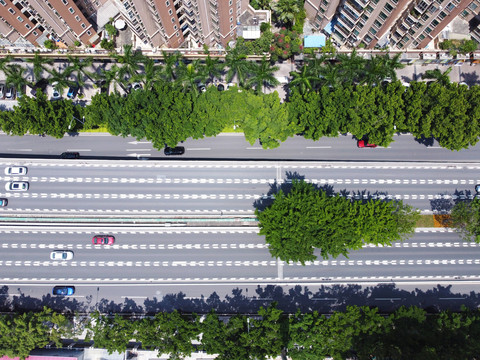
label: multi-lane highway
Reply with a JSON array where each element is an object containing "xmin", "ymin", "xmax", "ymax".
[
  {"xmin": 1, "ymin": 225, "xmax": 479, "ymax": 313},
  {"xmin": 0, "ymin": 159, "xmax": 477, "ymax": 216}
]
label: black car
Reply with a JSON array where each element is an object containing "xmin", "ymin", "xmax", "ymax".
[
  {"xmin": 164, "ymin": 146, "xmax": 185, "ymax": 155},
  {"xmin": 61, "ymin": 152, "xmax": 80, "ymax": 159}
]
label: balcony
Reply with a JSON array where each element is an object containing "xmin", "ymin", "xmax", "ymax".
[
  {"xmin": 343, "ymin": 5, "xmax": 359, "ymax": 22},
  {"xmin": 337, "ymin": 15, "xmax": 355, "ymax": 31}
]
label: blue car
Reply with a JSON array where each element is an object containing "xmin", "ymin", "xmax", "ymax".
[
  {"xmin": 52, "ymin": 286, "xmax": 75, "ymax": 296},
  {"xmin": 67, "ymin": 86, "xmax": 78, "ymax": 99}
]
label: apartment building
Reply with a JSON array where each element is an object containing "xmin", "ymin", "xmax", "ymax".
[
  {"xmin": 115, "ymin": 0, "xmax": 266, "ymax": 49},
  {"xmin": 306, "ymin": 0, "xmax": 480, "ymax": 50},
  {"xmin": 0, "ymin": 0, "xmax": 99, "ymax": 47}
]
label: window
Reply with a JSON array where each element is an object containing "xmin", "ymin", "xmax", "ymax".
[
  {"xmin": 438, "ymin": 11, "xmax": 447, "ymax": 19},
  {"xmin": 364, "ymin": 35, "xmax": 372, "ymax": 43},
  {"xmin": 365, "ymin": 5, "xmax": 373, "ymax": 13},
  {"xmin": 384, "ymin": 3, "xmax": 393, "ymax": 12},
  {"xmin": 431, "ymin": 19, "xmax": 439, "ymax": 27},
  {"xmin": 408, "ymin": 28, "xmax": 415, "ymax": 35},
  {"xmin": 87, "ymin": 30, "xmax": 91, "ymax": 35},
  {"xmin": 171, "ymin": 17, "xmax": 175, "ymax": 23},
  {"xmin": 229, "ymin": 0, "xmax": 232, "ymax": 4},
  {"xmin": 8, "ymin": 8, "xmax": 15, "ymax": 14},
  {"xmin": 81, "ymin": 23, "xmax": 86, "ymax": 28},
  {"xmin": 446, "ymin": 2, "xmax": 455, "ymax": 11},
  {"xmin": 461, "ymin": 9, "xmax": 469, "ymax": 16},
  {"xmin": 372, "ymin": 0, "xmax": 379, "ymax": 3},
  {"xmin": 33, "ymin": 30, "xmax": 38, "ymax": 36},
  {"xmin": 168, "ymin": 9, "xmax": 172, "ymax": 14},
  {"xmin": 369, "ymin": 27, "xmax": 377, "ymax": 35},
  {"xmin": 230, "ymin": 16, "xmax": 233, "ymax": 22},
  {"xmin": 0, "ymin": 0, "xmax": 6, "ymax": 6},
  {"xmin": 25, "ymin": 23, "xmax": 31, "ymax": 29},
  {"xmin": 62, "ymin": 0, "xmax": 68, "ymax": 4},
  {"xmin": 412, "ymin": 40, "xmax": 418, "ymax": 46},
  {"xmin": 229, "ymin": 8, "xmax": 233, "ymax": 14},
  {"xmin": 425, "ymin": 26, "xmax": 432, "ymax": 33},
  {"xmin": 173, "ymin": 24, "xmax": 177, "ymax": 30},
  {"xmin": 469, "ymin": 2, "xmax": 478, "ymax": 10},
  {"xmin": 374, "ymin": 19, "xmax": 381, "ymax": 28},
  {"xmin": 379, "ymin": 11, "xmax": 387, "ymax": 20},
  {"xmin": 17, "ymin": 16, "xmax": 23, "ymax": 22},
  {"xmin": 68, "ymin": 7, "xmax": 74, "ymax": 13},
  {"xmin": 75, "ymin": 15, "xmax": 81, "ymax": 21},
  {"xmin": 419, "ymin": 34, "xmax": 425, "ymax": 40},
  {"xmin": 176, "ymin": 32, "xmax": 179, "ymax": 36},
  {"xmin": 165, "ymin": 0, "xmax": 170, "ymax": 6}
]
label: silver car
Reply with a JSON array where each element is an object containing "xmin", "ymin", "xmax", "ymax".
[
  {"xmin": 5, "ymin": 182, "xmax": 29, "ymax": 191},
  {"xmin": 0, "ymin": 199, "xmax": 7, "ymax": 207},
  {"xmin": 4, "ymin": 166, "xmax": 27, "ymax": 175},
  {"xmin": 50, "ymin": 250, "xmax": 74, "ymax": 260},
  {"xmin": 0, "ymin": 84, "xmax": 4, "ymax": 98},
  {"xmin": 5, "ymin": 87, "xmax": 14, "ymax": 99}
]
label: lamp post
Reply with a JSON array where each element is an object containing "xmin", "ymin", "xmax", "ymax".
[
  {"xmin": 247, "ymin": 317, "xmax": 250, "ymax": 333},
  {"xmin": 233, "ymin": 119, "xmax": 236, "ymax": 130},
  {"xmin": 68, "ymin": 115, "xmax": 85, "ymax": 130}
]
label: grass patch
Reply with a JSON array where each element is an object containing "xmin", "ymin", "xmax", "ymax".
[
  {"xmin": 415, "ymin": 214, "xmax": 451, "ymax": 228},
  {"xmin": 222, "ymin": 125, "xmax": 243, "ymax": 133},
  {"xmin": 79, "ymin": 126, "xmax": 109, "ymax": 133}
]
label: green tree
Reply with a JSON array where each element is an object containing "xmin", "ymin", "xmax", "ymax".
[
  {"xmin": 337, "ymin": 48, "xmax": 365, "ymax": 84},
  {"xmin": 250, "ymin": 0, "xmax": 271, "ymax": 10},
  {"xmin": 202, "ymin": 55, "xmax": 224, "ymax": 84},
  {"xmin": 380, "ymin": 52, "xmax": 405, "ymax": 81},
  {"xmin": 105, "ymin": 23, "xmax": 118, "ymax": 37},
  {"xmin": 47, "ymin": 68, "xmax": 76, "ymax": 92},
  {"xmin": 85, "ymin": 312, "xmax": 135, "ymax": 354},
  {"xmin": 272, "ymin": 0, "xmax": 301, "ymax": 27},
  {"xmin": 161, "ymin": 50, "xmax": 182, "ymax": 81},
  {"xmin": 64, "ymin": 55, "xmax": 94, "ymax": 87},
  {"xmin": 111, "ymin": 44, "xmax": 147, "ymax": 82},
  {"xmin": 288, "ymin": 65, "xmax": 316, "ymax": 95},
  {"xmin": 0, "ymin": 54, "xmax": 12, "ymax": 78},
  {"xmin": 256, "ymin": 180, "xmax": 419, "ymax": 263},
  {"xmin": 246, "ymin": 56, "xmax": 279, "ymax": 94},
  {"xmin": 225, "ymin": 47, "xmax": 250, "ymax": 86},
  {"xmin": 176, "ymin": 59, "xmax": 203, "ymax": 94},
  {"xmin": 137, "ymin": 58, "xmax": 163, "ymax": 90},
  {"xmin": 422, "ymin": 67, "xmax": 452, "ymax": 86},
  {"xmin": 43, "ymin": 39, "xmax": 57, "ymax": 50},
  {"xmin": 451, "ymin": 198, "xmax": 480, "ymax": 242},
  {"xmin": 458, "ymin": 39, "xmax": 477, "ymax": 54},
  {"xmin": 25, "ymin": 52, "xmax": 53, "ymax": 83},
  {"xmin": 4, "ymin": 64, "xmax": 30, "ymax": 92},
  {"xmin": 0, "ymin": 307, "xmax": 68, "ymax": 360}
]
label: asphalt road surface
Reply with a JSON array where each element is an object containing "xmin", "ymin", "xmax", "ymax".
[
  {"xmin": 1, "ymin": 225, "xmax": 479, "ymax": 314},
  {"xmin": 1, "ymin": 132, "xmax": 480, "ymax": 162},
  {"xmin": 0, "ymin": 159, "xmax": 477, "ymax": 216}
]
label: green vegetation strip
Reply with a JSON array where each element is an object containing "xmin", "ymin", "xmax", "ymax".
[{"xmin": 0, "ymin": 216, "xmax": 258, "ymax": 223}]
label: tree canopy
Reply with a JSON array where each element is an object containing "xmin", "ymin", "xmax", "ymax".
[{"xmin": 256, "ymin": 180, "xmax": 419, "ymax": 263}]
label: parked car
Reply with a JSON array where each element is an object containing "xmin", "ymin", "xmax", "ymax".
[
  {"xmin": 61, "ymin": 152, "xmax": 80, "ymax": 159},
  {"xmin": 164, "ymin": 146, "xmax": 185, "ymax": 155},
  {"xmin": 5, "ymin": 87, "xmax": 15, "ymax": 99},
  {"xmin": 51, "ymin": 82, "xmax": 61, "ymax": 100},
  {"xmin": 52, "ymin": 286, "xmax": 75, "ymax": 296},
  {"xmin": 0, "ymin": 84, "xmax": 5, "ymax": 98},
  {"xmin": 216, "ymin": 83, "xmax": 225, "ymax": 91},
  {"xmin": 92, "ymin": 235, "xmax": 115, "ymax": 245},
  {"xmin": 475, "ymin": 184, "xmax": 480, "ymax": 193},
  {"xmin": 50, "ymin": 250, "xmax": 74, "ymax": 260},
  {"xmin": 31, "ymin": 79, "xmax": 49, "ymax": 97},
  {"xmin": 67, "ymin": 85, "xmax": 78, "ymax": 99},
  {"xmin": 0, "ymin": 199, "xmax": 7, "ymax": 207},
  {"xmin": 5, "ymin": 181, "xmax": 29, "ymax": 191},
  {"xmin": 129, "ymin": 82, "xmax": 142, "ymax": 92},
  {"xmin": 357, "ymin": 140, "xmax": 377, "ymax": 148},
  {"xmin": 4, "ymin": 166, "xmax": 27, "ymax": 175}
]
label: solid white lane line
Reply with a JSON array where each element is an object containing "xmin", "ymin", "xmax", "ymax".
[
  {"xmin": 188, "ymin": 148, "xmax": 211, "ymax": 151},
  {"xmin": 306, "ymin": 146, "xmax": 332, "ymax": 149},
  {"xmin": 7, "ymin": 149, "xmax": 32, "ymax": 151},
  {"xmin": 126, "ymin": 149, "xmax": 152, "ymax": 151},
  {"xmin": 67, "ymin": 149, "xmax": 92, "ymax": 151}
]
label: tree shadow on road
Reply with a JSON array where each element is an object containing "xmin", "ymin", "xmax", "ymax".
[{"xmin": 2, "ymin": 283, "xmax": 480, "ymax": 316}]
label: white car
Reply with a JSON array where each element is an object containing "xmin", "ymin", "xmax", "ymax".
[
  {"xmin": 50, "ymin": 250, "xmax": 74, "ymax": 260},
  {"xmin": 4, "ymin": 166, "xmax": 27, "ymax": 175},
  {"xmin": 5, "ymin": 182, "xmax": 29, "ymax": 191}
]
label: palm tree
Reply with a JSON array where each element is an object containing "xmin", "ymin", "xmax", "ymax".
[
  {"xmin": 202, "ymin": 55, "xmax": 224, "ymax": 84},
  {"xmin": 247, "ymin": 57, "xmax": 279, "ymax": 94},
  {"xmin": 64, "ymin": 55, "xmax": 94, "ymax": 87},
  {"xmin": 225, "ymin": 47, "xmax": 250, "ymax": 87},
  {"xmin": 161, "ymin": 50, "xmax": 181, "ymax": 81},
  {"xmin": 47, "ymin": 68, "xmax": 76, "ymax": 93},
  {"xmin": 379, "ymin": 53, "xmax": 405, "ymax": 81},
  {"xmin": 337, "ymin": 48, "xmax": 365, "ymax": 84},
  {"xmin": 422, "ymin": 67, "xmax": 452, "ymax": 86},
  {"xmin": 176, "ymin": 60, "xmax": 203, "ymax": 94},
  {"xmin": 361, "ymin": 55, "xmax": 387, "ymax": 86},
  {"xmin": 25, "ymin": 52, "xmax": 53, "ymax": 83},
  {"xmin": 97, "ymin": 65, "xmax": 124, "ymax": 94},
  {"xmin": 251, "ymin": 0, "xmax": 271, "ymax": 10},
  {"xmin": 0, "ymin": 55, "xmax": 12, "ymax": 78},
  {"xmin": 319, "ymin": 62, "xmax": 342, "ymax": 89},
  {"xmin": 111, "ymin": 44, "xmax": 147, "ymax": 82},
  {"xmin": 4, "ymin": 64, "xmax": 31, "ymax": 92},
  {"xmin": 271, "ymin": 0, "xmax": 300, "ymax": 27},
  {"xmin": 289, "ymin": 65, "xmax": 317, "ymax": 95},
  {"xmin": 136, "ymin": 58, "xmax": 163, "ymax": 90}
]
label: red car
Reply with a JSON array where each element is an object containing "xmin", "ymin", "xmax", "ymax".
[
  {"xmin": 92, "ymin": 235, "xmax": 115, "ymax": 245},
  {"xmin": 357, "ymin": 140, "xmax": 377, "ymax": 148}
]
